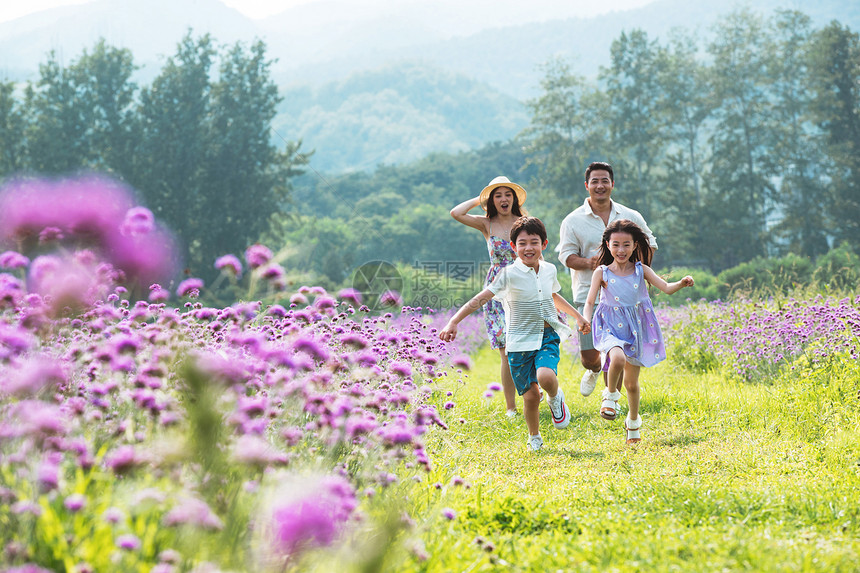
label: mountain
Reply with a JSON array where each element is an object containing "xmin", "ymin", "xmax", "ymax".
[{"xmin": 274, "ymin": 62, "xmax": 529, "ymax": 173}]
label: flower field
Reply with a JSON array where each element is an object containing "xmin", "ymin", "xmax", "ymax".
[{"xmin": 2, "ymin": 177, "xmax": 860, "ymax": 572}]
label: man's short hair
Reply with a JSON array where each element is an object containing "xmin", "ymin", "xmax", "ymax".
[
  {"xmin": 510, "ymin": 216, "xmax": 547, "ymax": 244},
  {"xmin": 585, "ymin": 161, "xmax": 614, "ymax": 183}
]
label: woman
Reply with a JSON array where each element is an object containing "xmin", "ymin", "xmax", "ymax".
[{"xmin": 450, "ymin": 175, "xmax": 527, "ymax": 416}]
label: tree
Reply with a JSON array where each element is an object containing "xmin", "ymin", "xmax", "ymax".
[
  {"xmin": 702, "ymin": 9, "xmax": 775, "ymax": 270},
  {"xmin": 69, "ymin": 40, "xmax": 139, "ymax": 176},
  {"xmin": 201, "ymin": 39, "xmax": 307, "ymax": 273},
  {"xmin": 132, "ymin": 32, "xmax": 215, "ymax": 270},
  {"xmin": 523, "ymin": 57, "xmax": 609, "ymax": 204},
  {"xmin": 808, "ymin": 21, "xmax": 860, "ymax": 249},
  {"xmin": 764, "ymin": 10, "xmax": 830, "ymax": 258},
  {"xmin": 0, "ymin": 80, "xmax": 26, "ymax": 177},
  {"xmin": 601, "ymin": 30, "xmax": 665, "ymax": 221},
  {"xmin": 649, "ymin": 30, "xmax": 714, "ymax": 266},
  {"xmin": 24, "ymin": 53, "xmax": 89, "ymax": 174}
]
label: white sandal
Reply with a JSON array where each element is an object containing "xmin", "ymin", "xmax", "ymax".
[
  {"xmin": 624, "ymin": 417, "xmax": 642, "ymax": 445},
  {"xmin": 600, "ymin": 390, "xmax": 621, "ymax": 420}
]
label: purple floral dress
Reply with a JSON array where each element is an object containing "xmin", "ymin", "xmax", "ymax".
[
  {"xmin": 483, "ymin": 235, "xmax": 517, "ymax": 348},
  {"xmin": 592, "ymin": 261, "xmax": 666, "ymax": 367}
]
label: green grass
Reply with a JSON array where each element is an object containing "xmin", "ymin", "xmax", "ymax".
[{"xmin": 396, "ymin": 345, "xmax": 860, "ymax": 572}]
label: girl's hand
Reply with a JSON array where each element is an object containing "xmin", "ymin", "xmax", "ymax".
[
  {"xmin": 576, "ymin": 317, "xmax": 591, "ymax": 334},
  {"xmin": 681, "ymin": 275, "xmax": 695, "ymax": 288},
  {"xmin": 439, "ymin": 323, "xmax": 458, "ymax": 342}
]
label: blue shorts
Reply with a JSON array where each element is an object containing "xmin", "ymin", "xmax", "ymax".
[{"xmin": 506, "ymin": 327, "xmax": 560, "ymax": 396}]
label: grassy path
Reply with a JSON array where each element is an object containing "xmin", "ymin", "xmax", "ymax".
[{"xmin": 407, "ymin": 345, "xmax": 860, "ymax": 572}]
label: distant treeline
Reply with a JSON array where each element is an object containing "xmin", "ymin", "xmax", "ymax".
[{"xmin": 1, "ymin": 9, "xmax": 858, "ymax": 298}]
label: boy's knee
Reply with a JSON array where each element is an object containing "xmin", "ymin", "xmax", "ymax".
[{"xmin": 535, "ymin": 367, "xmax": 557, "ymax": 384}]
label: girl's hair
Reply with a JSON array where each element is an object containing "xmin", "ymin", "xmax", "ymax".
[
  {"xmin": 485, "ymin": 187, "xmax": 525, "ymax": 219},
  {"xmin": 597, "ymin": 219, "xmax": 652, "ymax": 267}
]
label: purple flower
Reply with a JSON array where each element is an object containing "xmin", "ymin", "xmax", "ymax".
[
  {"xmin": 245, "ymin": 244, "xmax": 273, "ymax": 269},
  {"xmin": 104, "ymin": 445, "xmax": 138, "ymax": 475},
  {"xmin": 452, "ymin": 355, "xmax": 472, "ymax": 370},
  {"xmin": 2, "ymin": 355, "xmax": 66, "ymax": 397},
  {"xmin": 441, "ymin": 508, "xmax": 457, "ymax": 520},
  {"xmin": 120, "ymin": 207, "xmax": 155, "ymax": 236},
  {"xmin": 215, "ymin": 254, "xmax": 243, "ymax": 277},
  {"xmin": 0, "ymin": 250, "xmax": 30, "ymax": 269},
  {"xmin": 176, "ymin": 278, "xmax": 204, "ymax": 298},
  {"xmin": 292, "ymin": 336, "xmax": 330, "ymax": 362},
  {"xmin": 0, "ymin": 176, "xmax": 176, "ymax": 288},
  {"xmin": 164, "ymin": 496, "xmax": 224, "ymax": 530},
  {"xmin": 337, "ymin": 288, "xmax": 362, "ymax": 306},
  {"xmin": 487, "ymin": 382, "xmax": 503, "ymax": 392},
  {"xmin": 269, "ymin": 475, "xmax": 357, "ymax": 557},
  {"xmin": 64, "ymin": 493, "xmax": 87, "ymax": 512},
  {"xmin": 116, "ymin": 534, "xmax": 141, "ymax": 551},
  {"xmin": 259, "ymin": 263, "xmax": 285, "ymax": 280},
  {"xmin": 290, "ymin": 293, "xmax": 309, "ymax": 306},
  {"xmin": 103, "ymin": 507, "xmax": 125, "ymax": 524}
]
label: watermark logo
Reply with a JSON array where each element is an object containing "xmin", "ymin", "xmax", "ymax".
[{"xmin": 351, "ymin": 261, "xmax": 404, "ymax": 310}]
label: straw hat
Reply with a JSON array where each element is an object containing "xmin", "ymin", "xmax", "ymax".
[{"xmin": 478, "ymin": 176, "xmax": 527, "ymax": 211}]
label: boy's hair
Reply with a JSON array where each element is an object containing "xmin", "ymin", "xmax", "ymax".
[
  {"xmin": 585, "ymin": 161, "xmax": 614, "ymax": 183},
  {"xmin": 597, "ymin": 219, "xmax": 652, "ymax": 266},
  {"xmin": 510, "ymin": 216, "xmax": 547, "ymax": 244},
  {"xmin": 485, "ymin": 187, "xmax": 526, "ymax": 219}
]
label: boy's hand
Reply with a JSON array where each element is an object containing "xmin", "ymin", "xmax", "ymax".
[
  {"xmin": 439, "ymin": 323, "xmax": 458, "ymax": 342},
  {"xmin": 576, "ymin": 317, "xmax": 590, "ymax": 334},
  {"xmin": 680, "ymin": 275, "xmax": 695, "ymax": 287}
]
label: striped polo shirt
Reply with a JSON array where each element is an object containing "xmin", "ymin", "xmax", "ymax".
[{"xmin": 488, "ymin": 259, "xmax": 573, "ymax": 352}]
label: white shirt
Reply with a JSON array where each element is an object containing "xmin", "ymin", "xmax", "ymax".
[
  {"xmin": 556, "ymin": 198, "xmax": 657, "ymax": 304},
  {"xmin": 488, "ymin": 259, "xmax": 572, "ymax": 352}
]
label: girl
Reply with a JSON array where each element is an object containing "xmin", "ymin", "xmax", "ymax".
[
  {"xmin": 450, "ymin": 176, "xmax": 526, "ymax": 416},
  {"xmin": 583, "ymin": 219, "xmax": 694, "ymax": 444}
]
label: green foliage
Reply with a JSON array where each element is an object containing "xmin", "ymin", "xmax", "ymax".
[
  {"xmin": 812, "ymin": 242, "xmax": 860, "ymax": 291},
  {"xmin": 716, "ymin": 252, "xmax": 814, "ymax": 298},
  {"xmin": 653, "ymin": 266, "xmax": 721, "ymax": 302}
]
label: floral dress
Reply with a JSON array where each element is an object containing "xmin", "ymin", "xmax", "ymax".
[
  {"xmin": 484, "ymin": 235, "xmax": 517, "ymax": 348},
  {"xmin": 592, "ymin": 261, "xmax": 666, "ymax": 367}
]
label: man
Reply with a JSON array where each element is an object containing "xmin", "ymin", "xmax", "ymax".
[{"xmin": 556, "ymin": 161, "xmax": 657, "ymax": 398}]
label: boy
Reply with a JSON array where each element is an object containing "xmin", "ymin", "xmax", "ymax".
[{"xmin": 439, "ymin": 216, "xmax": 590, "ymax": 451}]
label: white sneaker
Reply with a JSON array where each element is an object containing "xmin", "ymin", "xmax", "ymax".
[
  {"xmin": 547, "ymin": 389, "xmax": 570, "ymax": 429},
  {"xmin": 527, "ymin": 435, "xmax": 543, "ymax": 451},
  {"xmin": 580, "ymin": 369, "xmax": 600, "ymax": 396},
  {"xmin": 505, "ymin": 409, "xmax": 517, "ymax": 417}
]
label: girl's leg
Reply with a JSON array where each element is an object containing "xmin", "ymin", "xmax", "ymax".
[
  {"xmin": 522, "ymin": 383, "xmax": 542, "ymax": 437},
  {"xmin": 606, "ymin": 347, "xmax": 625, "ymax": 393},
  {"xmin": 499, "ymin": 347, "xmax": 517, "ymax": 413},
  {"xmin": 623, "ymin": 362, "xmax": 641, "ymax": 421}
]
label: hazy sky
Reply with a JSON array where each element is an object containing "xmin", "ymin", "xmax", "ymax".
[{"xmin": 0, "ymin": 0, "xmax": 656, "ymax": 24}]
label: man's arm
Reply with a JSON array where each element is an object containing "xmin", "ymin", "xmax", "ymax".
[{"xmin": 564, "ymin": 253, "xmax": 599, "ymax": 271}]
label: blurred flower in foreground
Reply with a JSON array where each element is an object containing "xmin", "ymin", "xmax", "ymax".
[
  {"xmin": 0, "ymin": 175, "xmax": 177, "ymax": 291},
  {"xmin": 258, "ymin": 474, "xmax": 357, "ymax": 565}
]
